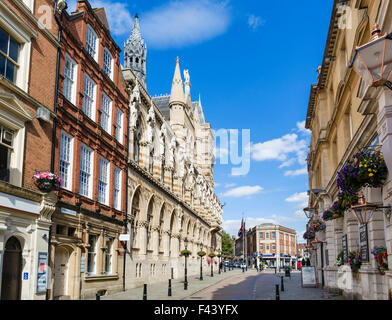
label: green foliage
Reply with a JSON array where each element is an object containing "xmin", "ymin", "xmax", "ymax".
[
  {"xmin": 221, "ymin": 230, "xmax": 233, "ymax": 256},
  {"xmin": 197, "ymin": 251, "xmax": 206, "ymax": 257}
]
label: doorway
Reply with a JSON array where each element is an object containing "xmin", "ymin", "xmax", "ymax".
[
  {"xmin": 1, "ymin": 236, "xmax": 22, "ymax": 300},
  {"xmin": 53, "ymin": 247, "xmax": 69, "ymax": 299}
]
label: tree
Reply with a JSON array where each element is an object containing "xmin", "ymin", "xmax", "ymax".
[{"xmin": 221, "ymin": 230, "xmax": 233, "ymax": 256}]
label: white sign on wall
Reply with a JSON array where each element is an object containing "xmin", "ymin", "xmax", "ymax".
[
  {"xmin": 301, "ymin": 266, "xmax": 317, "ymax": 288},
  {"xmin": 119, "ymin": 234, "xmax": 130, "ymax": 242}
]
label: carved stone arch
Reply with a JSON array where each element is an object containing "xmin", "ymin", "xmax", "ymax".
[
  {"xmin": 4, "ymin": 232, "xmax": 28, "ymax": 254},
  {"xmin": 129, "ymin": 184, "xmax": 144, "ymax": 220},
  {"xmin": 169, "ymin": 209, "xmax": 179, "ymax": 234}
]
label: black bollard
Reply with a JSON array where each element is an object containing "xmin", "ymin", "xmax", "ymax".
[
  {"xmin": 281, "ymin": 276, "xmax": 285, "ymax": 292},
  {"xmin": 168, "ymin": 279, "xmax": 172, "ymax": 297},
  {"xmin": 171, "ymin": 268, "xmax": 174, "ymax": 279},
  {"xmin": 275, "ymin": 284, "xmax": 280, "ymax": 301},
  {"xmin": 96, "ymin": 293, "xmax": 100, "ymax": 301},
  {"xmin": 143, "ymin": 284, "xmax": 147, "ymax": 300},
  {"xmin": 275, "ymin": 267, "xmax": 277, "ymax": 274}
]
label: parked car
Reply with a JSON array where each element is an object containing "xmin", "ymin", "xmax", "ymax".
[{"xmin": 233, "ymin": 262, "xmax": 241, "ymax": 268}]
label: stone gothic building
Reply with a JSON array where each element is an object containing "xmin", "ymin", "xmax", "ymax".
[{"xmin": 122, "ymin": 16, "xmax": 223, "ymax": 288}]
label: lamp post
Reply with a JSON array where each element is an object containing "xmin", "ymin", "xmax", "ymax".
[
  {"xmin": 198, "ymin": 244, "xmax": 205, "ymax": 281},
  {"xmin": 217, "ymin": 253, "xmax": 222, "ymax": 274},
  {"xmin": 209, "ymin": 253, "xmax": 215, "ymax": 277},
  {"xmin": 303, "ymin": 206, "xmax": 315, "ymax": 220},
  {"xmin": 184, "ymin": 237, "xmax": 189, "ymax": 290},
  {"xmin": 350, "ymin": 24, "xmax": 392, "ymax": 91}
]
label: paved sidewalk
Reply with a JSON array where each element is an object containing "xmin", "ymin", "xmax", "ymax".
[
  {"xmin": 257, "ymin": 272, "xmax": 344, "ymax": 300},
  {"xmin": 100, "ymin": 268, "xmax": 245, "ymax": 300}
]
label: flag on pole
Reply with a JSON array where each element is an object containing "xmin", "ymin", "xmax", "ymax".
[{"xmin": 238, "ymin": 218, "xmax": 245, "ymax": 237}]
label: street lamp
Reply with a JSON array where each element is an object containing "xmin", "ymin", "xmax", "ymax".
[
  {"xmin": 303, "ymin": 206, "xmax": 315, "ymax": 220},
  {"xmin": 350, "ymin": 24, "xmax": 392, "ymax": 91},
  {"xmin": 350, "ymin": 192, "xmax": 379, "ymax": 225},
  {"xmin": 217, "ymin": 253, "xmax": 222, "ymax": 274},
  {"xmin": 198, "ymin": 243, "xmax": 205, "ymax": 281},
  {"xmin": 184, "ymin": 237, "xmax": 189, "ymax": 290}
]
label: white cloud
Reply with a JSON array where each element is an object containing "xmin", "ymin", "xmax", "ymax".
[
  {"xmin": 297, "ymin": 121, "xmax": 311, "ymax": 135},
  {"xmin": 284, "ymin": 167, "xmax": 308, "ymax": 177},
  {"xmin": 248, "ymin": 14, "xmax": 265, "ymax": 31},
  {"xmin": 225, "ymin": 183, "xmax": 237, "ymax": 188},
  {"xmin": 279, "ymin": 158, "xmax": 296, "ymax": 168},
  {"xmin": 66, "ymin": 0, "xmax": 231, "ymax": 47},
  {"xmin": 222, "ymin": 185, "xmax": 263, "ymax": 198},
  {"xmin": 214, "ymin": 183, "xmax": 221, "ymax": 188},
  {"xmin": 285, "ymin": 192, "xmax": 308, "ymax": 208},
  {"xmin": 251, "ymin": 133, "xmax": 307, "ymax": 164},
  {"xmin": 141, "ymin": 0, "xmax": 231, "ymax": 49},
  {"xmin": 222, "ymin": 217, "xmax": 276, "ymax": 237},
  {"xmin": 67, "ymin": 0, "xmax": 133, "ymax": 36}
]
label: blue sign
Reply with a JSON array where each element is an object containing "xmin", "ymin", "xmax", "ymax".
[
  {"xmin": 36, "ymin": 252, "xmax": 48, "ymax": 293},
  {"xmin": 23, "ymin": 272, "xmax": 28, "ymax": 280}
]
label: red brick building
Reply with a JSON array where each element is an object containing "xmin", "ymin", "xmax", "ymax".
[
  {"xmin": 49, "ymin": 0, "xmax": 129, "ymax": 300},
  {"xmin": 0, "ymin": 0, "xmax": 60, "ymax": 300},
  {"xmin": 237, "ymin": 223, "xmax": 297, "ymax": 269}
]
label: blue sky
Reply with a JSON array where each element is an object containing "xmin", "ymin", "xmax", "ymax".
[{"xmin": 68, "ymin": 0, "xmax": 333, "ymax": 239}]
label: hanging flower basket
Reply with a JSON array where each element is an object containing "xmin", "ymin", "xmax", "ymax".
[
  {"xmin": 303, "ymin": 229, "xmax": 315, "ymax": 240},
  {"xmin": 371, "ymin": 247, "xmax": 389, "ymax": 275},
  {"xmin": 197, "ymin": 251, "xmax": 206, "ymax": 257},
  {"xmin": 310, "ymin": 220, "xmax": 326, "ymax": 232},
  {"xmin": 348, "ymin": 250, "xmax": 362, "ymax": 273},
  {"xmin": 337, "ymin": 150, "xmax": 388, "ymax": 194},
  {"xmin": 33, "ymin": 171, "xmax": 61, "ymax": 192},
  {"xmin": 208, "ymin": 253, "xmax": 216, "ymax": 258},
  {"xmin": 181, "ymin": 249, "xmax": 191, "ymax": 257}
]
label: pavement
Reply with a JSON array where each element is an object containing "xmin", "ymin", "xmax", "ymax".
[
  {"xmin": 100, "ymin": 268, "xmax": 344, "ymax": 300},
  {"xmin": 100, "ymin": 268, "xmax": 244, "ymax": 300},
  {"xmin": 186, "ymin": 269, "xmax": 344, "ymax": 300}
]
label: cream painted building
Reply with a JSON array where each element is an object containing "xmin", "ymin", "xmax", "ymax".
[
  {"xmin": 121, "ymin": 16, "xmax": 223, "ymax": 289},
  {"xmin": 306, "ymin": 0, "xmax": 392, "ymax": 300}
]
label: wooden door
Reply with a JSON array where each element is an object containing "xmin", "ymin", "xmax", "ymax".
[
  {"xmin": 1, "ymin": 237, "xmax": 22, "ymax": 300},
  {"xmin": 53, "ymin": 247, "xmax": 69, "ymax": 299}
]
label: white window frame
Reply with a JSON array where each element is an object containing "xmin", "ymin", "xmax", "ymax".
[
  {"xmin": 103, "ymin": 47, "xmax": 113, "ymax": 79},
  {"xmin": 87, "ymin": 234, "xmax": 98, "ymax": 275},
  {"xmin": 79, "ymin": 143, "xmax": 93, "ymax": 199},
  {"xmin": 114, "ymin": 166, "xmax": 121, "ymax": 211},
  {"xmin": 59, "ymin": 130, "xmax": 73, "ymax": 191},
  {"xmin": 98, "ymin": 156, "xmax": 109, "ymax": 205},
  {"xmin": 101, "ymin": 92, "xmax": 112, "ymax": 134},
  {"xmin": 105, "ymin": 237, "xmax": 113, "ymax": 275},
  {"xmin": 0, "ymin": 3, "xmax": 35, "ymax": 92},
  {"xmin": 63, "ymin": 54, "xmax": 77, "ymax": 105},
  {"xmin": 86, "ymin": 24, "xmax": 98, "ymax": 61},
  {"xmin": 83, "ymin": 73, "xmax": 96, "ymax": 121},
  {"xmin": 115, "ymin": 107, "xmax": 123, "ymax": 143}
]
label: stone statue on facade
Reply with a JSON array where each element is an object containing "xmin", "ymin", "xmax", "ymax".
[
  {"xmin": 159, "ymin": 123, "xmax": 166, "ymax": 158},
  {"xmin": 130, "ymin": 82, "xmax": 141, "ymax": 129}
]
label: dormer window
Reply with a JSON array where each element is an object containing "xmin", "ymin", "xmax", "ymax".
[{"xmin": 86, "ymin": 24, "xmax": 98, "ymax": 61}]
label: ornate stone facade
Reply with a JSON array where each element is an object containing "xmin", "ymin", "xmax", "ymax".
[
  {"xmin": 306, "ymin": 0, "xmax": 392, "ymax": 300},
  {"xmin": 122, "ymin": 19, "xmax": 222, "ymax": 287}
]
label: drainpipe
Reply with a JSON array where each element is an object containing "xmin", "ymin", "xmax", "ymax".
[
  {"xmin": 123, "ymin": 88, "xmax": 131, "ymax": 292},
  {"xmin": 46, "ymin": 0, "xmax": 63, "ymax": 301}
]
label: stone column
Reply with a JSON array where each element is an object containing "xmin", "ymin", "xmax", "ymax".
[
  {"xmin": 151, "ymin": 226, "xmax": 160, "ymax": 256},
  {"xmin": 137, "ymin": 220, "xmax": 148, "ymax": 255},
  {"xmin": 163, "ymin": 230, "xmax": 170, "ymax": 257},
  {"xmin": 377, "ymin": 87, "xmax": 392, "ymax": 299}
]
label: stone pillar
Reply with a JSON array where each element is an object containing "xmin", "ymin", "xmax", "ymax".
[
  {"xmin": 137, "ymin": 220, "xmax": 148, "ymax": 255},
  {"xmin": 152, "ymin": 226, "xmax": 160, "ymax": 256},
  {"xmin": 163, "ymin": 230, "xmax": 170, "ymax": 257}
]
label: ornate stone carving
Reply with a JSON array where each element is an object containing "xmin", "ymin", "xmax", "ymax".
[
  {"xmin": 137, "ymin": 220, "xmax": 149, "ymax": 228},
  {"xmin": 39, "ymin": 192, "xmax": 58, "ymax": 222}
]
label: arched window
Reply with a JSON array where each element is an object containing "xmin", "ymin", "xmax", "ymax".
[{"xmin": 149, "ymin": 150, "xmax": 154, "ymax": 175}]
